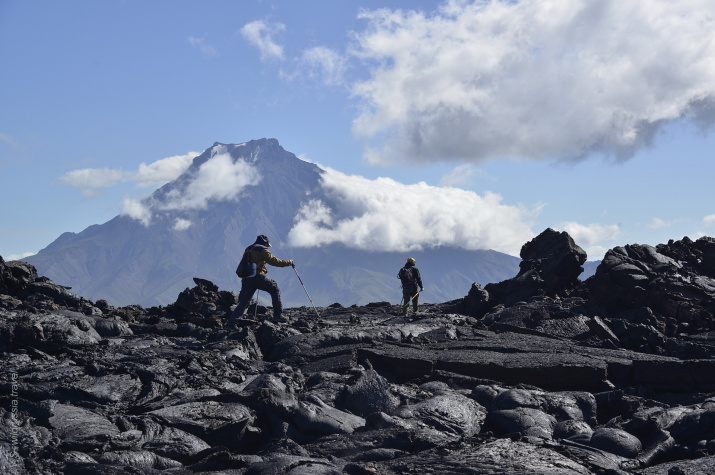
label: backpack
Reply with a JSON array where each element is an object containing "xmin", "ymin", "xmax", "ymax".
[
  {"xmin": 235, "ymin": 244, "xmax": 263, "ymax": 278},
  {"xmin": 398, "ymin": 266, "xmax": 416, "ymax": 286}
]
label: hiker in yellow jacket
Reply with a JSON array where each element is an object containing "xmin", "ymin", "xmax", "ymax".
[{"xmin": 227, "ymin": 235, "xmax": 293, "ymax": 328}]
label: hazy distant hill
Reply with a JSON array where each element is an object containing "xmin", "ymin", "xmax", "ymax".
[{"xmin": 26, "ymin": 139, "xmax": 523, "ymax": 307}]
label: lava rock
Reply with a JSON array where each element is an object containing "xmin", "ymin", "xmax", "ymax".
[
  {"xmin": 588, "ymin": 427, "xmax": 643, "ymax": 458},
  {"xmin": 5, "ymin": 229, "xmax": 715, "ymax": 474}
]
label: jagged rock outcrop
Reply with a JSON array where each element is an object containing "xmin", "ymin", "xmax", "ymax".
[
  {"xmin": 462, "ymin": 228, "xmax": 588, "ymax": 317},
  {"xmin": 589, "ymin": 236, "xmax": 715, "ymax": 337},
  {"xmin": 3, "ymin": 229, "xmax": 715, "ymax": 474}
]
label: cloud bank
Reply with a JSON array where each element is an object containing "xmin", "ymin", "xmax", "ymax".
[
  {"xmin": 349, "ymin": 0, "xmax": 715, "ymax": 164},
  {"xmin": 287, "ymin": 167, "xmax": 536, "ymax": 255}
]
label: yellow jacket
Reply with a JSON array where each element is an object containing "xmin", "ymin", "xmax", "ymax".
[{"xmin": 246, "ymin": 245, "xmax": 292, "ymax": 275}]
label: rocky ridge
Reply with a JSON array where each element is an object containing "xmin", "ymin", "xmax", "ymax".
[{"xmin": 3, "ymin": 228, "xmax": 715, "ymax": 474}]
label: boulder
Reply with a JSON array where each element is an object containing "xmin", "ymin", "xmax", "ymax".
[
  {"xmin": 588, "ymin": 427, "xmax": 642, "ymax": 458},
  {"xmin": 668, "ymin": 406, "xmax": 715, "ymax": 442},
  {"xmin": 590, "ymin": 240, "xmax": 715, "ymax": 334},
  {"xmin": 487, "ymin": 407, "xmax": 557, "ymax": 439},
  {"xmin": 485, "ymin": 228, "xmax": 587, "ymax": 306},
  {"xmin": 394, "ymin": 392, "xmax": 486, "ymax": 437},
  {"xmin": 134, "ymin": 419, "xmax": 211, "ymax": 464},
  {"xmin": 553, "ymin": 420, "xmax": 593, "ymax": 441},
  {"xmin": 341, "ymin": 365, "xmax": 400, "ymax": 417},
  {"xmin": 462, "ymin": 282, "xmax": 492, "ymax": 318},
  {"xmin": 148, "ymin": 401, "xmax": 254, "ymax": 448},
  {"xmin": 291, "ymin": 395, "xmax": 366, "ymax": 440},
  {"xmin": 47, "ymin": 403, "xmax": 121, "ymax": 451}
]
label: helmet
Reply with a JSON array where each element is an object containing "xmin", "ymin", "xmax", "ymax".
[{"xmin": 407, "ymin": 257, "xmax": 416, "ymax": 264}]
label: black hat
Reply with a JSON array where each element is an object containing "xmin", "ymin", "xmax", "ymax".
[{"xmin": 255, "ymin": 235, "xmax": 271, "ymax": 247}]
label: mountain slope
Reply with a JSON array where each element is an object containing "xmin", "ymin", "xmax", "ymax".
[{"xmin": 26, "ymin": 139, "xmax": 521, "ymax": 307}]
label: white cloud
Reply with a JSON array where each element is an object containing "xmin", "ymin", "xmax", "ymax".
[
  {"xmin": 134, "ymin": 153, "xmax": 197, "ymax": 187},
  {"xmin": 703, "ymin": 214, "xmax": 715, "ymax": 226},
  {"xmin": 123, "ymin": 148, "xmax": 262, "ymax": 226},
  {"xmin": 188, "ymin": 36, "xmax": 218, "ymax": 58},
  {"xmin": 59, "ymin": 168, "xmax": 125, "ymax": 196},
  {"xmin": 557, "ymin": 221, "xmax": 621, "ymax": 248},
  {"xmin": 648, "ymin": 217, "xmax": 678, "ymax": 229},
  {"xmin": 60, "ymin": 152, "xmax": 197, "ymax": 195},
  {"xmin": 173, "ymin": 218, "xmax": 193, "ymax": 231},
  {"xmin": 67, "ymin": 145, "xmax": 259, "ymax": 227},
  {"xmin": 121, "ymin": 198, "xmax": 152, "ymax": 226},
  {"xmin": 553, "ymin": 222, "xmax": 621, "ymax": 260},
  {"xmin": 287, "ymin": 167, "xmax": 536, "ymax": 255},
  {"xmin": 299, "ymin": 46, "xmax": 348, "ymax": 86},
  {"xmin": 5, "ymin": 251, "xmax": 36, "ymax": 261},
  {"xmin": 349, "ymin": 0, "xmax": 715, "ymax": 164},
  {"xmin": 158, "ymin": 152, "xmax": 261, "ymax": 211},
  {"xmin": 241, "ymin": 20, "xmax": 285, "ymax": 62}
]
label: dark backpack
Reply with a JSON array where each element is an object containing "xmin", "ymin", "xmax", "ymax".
[
  {"xmin": 235, "ymin": 245, "xmax": 264, "ymax": 278},
  {"xmin": 398, "ymin": 266, "xmax": 416, "ymax": 286}
]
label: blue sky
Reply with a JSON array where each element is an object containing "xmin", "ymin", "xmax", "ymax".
[{"xmin": 2, "ymin": 0, "xmax": 715, "ymax": 262}]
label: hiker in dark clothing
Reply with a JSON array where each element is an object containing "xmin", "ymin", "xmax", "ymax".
[
  {"xmin": 227, "ymin": 235, "xmax": 293, "ymax": 329},
  {"xmin": 398, "ymin": 257, "xmax": 423, "ymax": 316}
]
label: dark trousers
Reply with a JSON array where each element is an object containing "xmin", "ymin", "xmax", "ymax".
[
  {"xmin": 402, "ymin": 285, "xmax": 419, "ymax": 315},
  {"xmin": 229, "ymin": 274, "xmax": 283, "ymax": 321}
]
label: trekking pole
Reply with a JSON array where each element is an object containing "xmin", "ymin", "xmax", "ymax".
[
  {"xmin": 292, "ymin": 263, "xmax": 320, "ymax": 318},
  {"xmin": 254, "ymin": 290, "xmax": 260, "ymax": 319}
]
